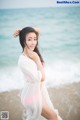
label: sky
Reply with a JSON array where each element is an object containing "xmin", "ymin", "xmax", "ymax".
[{"xmin": 0, "ymin": 0, "xmax": 80, "ymax": 9}]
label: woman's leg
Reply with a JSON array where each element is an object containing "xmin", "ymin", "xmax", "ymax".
[
  {"xmin": 41, "ymin": 95, "xmax": 57, "ymax": 120},
  {"xmin": 41, "ymin": 82, "xmax": 62, "ymax": 120}
]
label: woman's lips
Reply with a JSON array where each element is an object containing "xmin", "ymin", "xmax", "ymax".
[{"xmin": 30, "ymin": 46, "xmax": 35, "ymax": 48}]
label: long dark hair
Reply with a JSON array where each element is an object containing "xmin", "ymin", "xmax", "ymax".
[{"xmin": 19, "ymin": 27, "xmax": 44, "ymax": 64}]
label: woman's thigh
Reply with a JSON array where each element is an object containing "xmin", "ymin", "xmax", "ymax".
[{"xmin": 41, "ymin": 96, "xmax": 57, "ymax": 120}]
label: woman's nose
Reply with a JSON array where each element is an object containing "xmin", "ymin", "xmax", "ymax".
[{"xmin": 32, "ymin": 40, "xmax": 35, "ymax": 44}]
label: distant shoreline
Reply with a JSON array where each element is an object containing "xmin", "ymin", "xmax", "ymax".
[{"xmin": 0, "ymin": 6, "xmax": 80, "ymax": 10}]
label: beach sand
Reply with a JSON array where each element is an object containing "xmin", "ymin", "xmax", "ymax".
[{"xmin": 0, "ymin": 82, "xmax": 80, "ymax": 120}]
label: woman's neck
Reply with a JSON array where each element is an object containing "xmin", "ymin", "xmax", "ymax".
[{"xmin": 23, "ymin": 48, "xmax": 28, "ymax": 56}]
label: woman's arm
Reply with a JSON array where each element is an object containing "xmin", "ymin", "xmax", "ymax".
[
  {"xmin": 18, "ymin": 57, "xmax": 42, "ymax": 83},
  {"xmin": 35, "ymin": 56, "xmax": 45, "ymax": 82},
  {"xmin": 26, "ymin": 48, "xmax": 45, "ymax": 82}
]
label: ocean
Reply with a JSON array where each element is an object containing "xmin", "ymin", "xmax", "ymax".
[{"xmin": 0, "ymin": 7, "xmax": 80, "ymax": 92}]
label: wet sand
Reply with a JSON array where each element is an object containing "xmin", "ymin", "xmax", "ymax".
[{"xmin": 0, "ymin": 82, "xmax": 80, "ymax": 120}]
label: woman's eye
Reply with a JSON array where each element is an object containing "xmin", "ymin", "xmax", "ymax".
[
  {"xmin": 28, "ymin": 38, "xmax": 37, "ymax": 41},
  {"xmin": 34, "ymin": 39, "xmax": 37, "ymax": 41},
  {"xmin": 28, "ymin": 39, "xmax": 31, "ymax": 41}
]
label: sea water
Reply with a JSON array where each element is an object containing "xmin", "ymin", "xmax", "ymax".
[{"xmin": 0, "ymin": 7, "xmax": 80, "ymax": 92}]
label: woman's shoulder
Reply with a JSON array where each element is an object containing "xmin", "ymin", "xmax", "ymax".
[
  {"xmin": 18, "ymin": 54, "xmax": 26, "ymax": 65},
  {"xmin": 18, "ymin": 54, "xmax": 24, "ymax": 60},
  {"xmin": 18, "ymin": 53, "xmax": 37, "ymax": 68},
  {"xmin": 18, "ymin": 53, "xmax": 31, "ymax": 65}
]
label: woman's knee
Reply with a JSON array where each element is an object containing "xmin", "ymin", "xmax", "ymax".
[{"xmin": 51, "ymin": 111, "xmax": 58, "ymax": 120}]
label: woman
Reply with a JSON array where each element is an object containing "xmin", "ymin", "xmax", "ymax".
[{"xmin": 14, "ymin": 27, "xmax": 62, "ymax": 120}]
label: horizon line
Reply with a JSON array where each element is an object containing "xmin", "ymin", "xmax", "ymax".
[{"xmin": 0, "ymin": 5, "xmax": 80, "ymax": 10}]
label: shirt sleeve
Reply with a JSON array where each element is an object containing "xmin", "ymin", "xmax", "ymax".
[{"xmin": 18, "ymin": 56, "xmax": 42, "ymax": 83}]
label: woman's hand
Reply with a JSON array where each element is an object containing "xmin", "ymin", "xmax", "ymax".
[
  {"xmin": 26, "ymin": 48, "xmax": 40, "ymax": 62},
  {"xmin": 13, "ymin": 29, "xmax": 21, "ymax": 37}
]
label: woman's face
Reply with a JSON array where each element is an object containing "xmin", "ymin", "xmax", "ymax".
[{"xmin": 25, "ymin": 32, "xmax": 38, "ymax": 51}]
